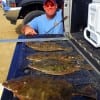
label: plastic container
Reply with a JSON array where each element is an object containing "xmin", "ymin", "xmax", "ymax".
[{"xmin": 84, "ymin": 3, "xmax": 100, "ymax": 47}]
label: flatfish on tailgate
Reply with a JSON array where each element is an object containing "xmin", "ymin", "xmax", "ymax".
[
  {"xmin": 25, "ymin": 41, "xmax": 73, "ymax": 51},
  {"xmin": 28, "ymin": 58, "xmax": 82, "ymax": 75},
  {"xmin": 3, "ymin": 76, "xmax": 73, "ymax": 100},
  {"xmin": 26, "ymin": 51, "xmax": 75, "ymax": 62},
  {"xmin": 28, "ymin": 54, "xmax": 94, "ymax": 75}
]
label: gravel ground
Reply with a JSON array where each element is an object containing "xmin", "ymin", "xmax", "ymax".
[{"xmin": 0, "ymin": 7, "xmax": 22, "ymax": 83}]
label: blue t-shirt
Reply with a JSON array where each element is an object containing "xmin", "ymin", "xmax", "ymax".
[{"xmin": 27, "ymin": 9, "xmax": 64, "ymax": 34}]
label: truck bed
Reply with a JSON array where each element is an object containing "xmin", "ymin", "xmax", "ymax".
[
  {"xmin": 1, "ymin": 34, "xmax": 100, "ymax": 100},
  {"xmin": 71, "ymin": 32, "xmax": 100, "ymax": 72}
]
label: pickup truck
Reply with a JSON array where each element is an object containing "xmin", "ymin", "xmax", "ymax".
[{"xmin": 2, "ymin": 0, "xmax": 63, "ymax": 24}]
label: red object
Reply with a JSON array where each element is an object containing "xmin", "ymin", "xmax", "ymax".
[{"xmin": 0, "ymin": 0, "xmax": 2, "ymax": 3}]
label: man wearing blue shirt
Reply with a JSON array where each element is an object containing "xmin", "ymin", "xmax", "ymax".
[{"xmin": 21, "ymin": 0, "xmax": 64, "ymax": 35}]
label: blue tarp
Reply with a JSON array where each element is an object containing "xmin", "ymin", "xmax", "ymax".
[{"xmin": 1, "ymin": 34, "xmax": 100, "ymax": 100}]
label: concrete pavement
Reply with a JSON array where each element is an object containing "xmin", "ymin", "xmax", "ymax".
[{"xmin": 0, "ymin": 7, "xmax": 22, "ymax": 83}]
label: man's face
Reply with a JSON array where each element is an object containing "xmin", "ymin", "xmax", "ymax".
[{"xmin": 43, "ymin": 0, "xmax": 57, "ymax": 18}]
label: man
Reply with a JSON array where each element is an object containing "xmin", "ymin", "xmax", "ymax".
[{"xmin": 21, "ymin": 0, "xmax": 64, "ymax": 35}]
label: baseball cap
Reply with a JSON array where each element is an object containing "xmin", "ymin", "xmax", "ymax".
[{"xmin": 43, "ymin": 0, "xmax": 57, "ymax": 4}]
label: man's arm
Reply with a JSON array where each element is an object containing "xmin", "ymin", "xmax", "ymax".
[{"xmin": 21, "ymin": 25, "xmax": 37, "ymax": 36}]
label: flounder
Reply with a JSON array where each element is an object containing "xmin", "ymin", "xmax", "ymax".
[
  {"xmin": 27, "ymin": 53, "xmax": 93, "ymax": 75},
  {"xmin": 3, "ymin": 76, "xmax": 73, "ymax": 100},
  {"xmin": 25, "ymin": 41, "xmax": 73, "ymax": 52},
  {"xmin": 3, "ymin": 76, "xmax": 97, "ymax": 100},
  {"xmin": 26, "ymin": 52, "xmax": 80, "ymax": 62},
  {"xmin": 28, "ymin": 58, "xmax": 83, "ymax": 75}
]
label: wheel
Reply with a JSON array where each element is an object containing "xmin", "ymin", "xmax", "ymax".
[{"xmin": 23, "ymin": 10, "xmax": 44, "ymax": 25}]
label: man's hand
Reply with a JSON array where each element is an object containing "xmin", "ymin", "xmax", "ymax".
[{"xmin": 21, "ymin": 25, "xmax": 37, "ymax": 35}]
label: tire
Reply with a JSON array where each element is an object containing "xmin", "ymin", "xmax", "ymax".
[{"xmin": 23, "ymin": 10, "xmax": 44, "ymax": 25}]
